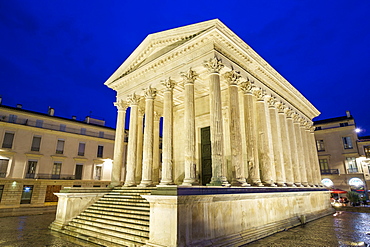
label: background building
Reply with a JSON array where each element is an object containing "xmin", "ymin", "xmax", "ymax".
[
  {"xmin": 314, "ymin": 111, "xmax": 370, "ymax": 198},
  {"xmin": 0, "ymin": 101, "xmax": 118, "ymax": 216}
]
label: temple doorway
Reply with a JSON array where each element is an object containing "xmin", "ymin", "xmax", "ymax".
[{"xmin": 201, "ymin": 126, "xmax": 212, "ymax": 185}]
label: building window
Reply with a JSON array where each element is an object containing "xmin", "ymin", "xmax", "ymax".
[
  {"xmin": 346, "ymin": 157, "xmax": 358, "ymax": 173},
  {"xmin": 75, "ymin": 164, "xmax": 83, "ymax": 180},
  {"xmin": 99, "ymin": 131, "xmax": 104, "ymax": 138},
  {"xmin": 316, "ymin": 140, "xmax": 325, "ymax": 152},
  {"xmin": 56, "ymin": 139, "xmax": 65, "ymax": 154},
  {"xmin": 364, "ymin": 146, "xmax": 370, "ymax": 159},
  {"xmin": 97, "ymin": 145, "xmax": 104, "ymax": 158},
  {"xmin": 342, "ymin": 137, "xmax": 353, "ymax": 149},
  {"xmin": 0, "ymin": 185, "xmax": 4, "ymax": 202},
  {"xmin": 80, "ymin": 128, "xmax": 86, "ymax": 135},
  {"xmin": 319, "ymin": 159, "xmax": 329, "ymax": 174},
  {"xmin": 340, "ymin": 122, "xmax": 349, "ymax": 127},
  {"xmin": 20, "ymin": 185, "xmax": 33, "ymax": 204},
  {"xmin": 78, "ymin": 142, "xmax": 85, "ymax": 156},
  {"xmin": 60, "ymin": 124, "xmax": 66, "ymax": 131},
  {"xmin": 95, "ymin": 165, "xmax": 102, "ymax": 180},
  {"xmin": 36, "ymin": 120, "xmax": 43, "ymax": 128},
  {"xmin": 0, "ymin": 159, "xmax": 9, "ymax": 178},
  {"xmin": 26, "ymin": 160, "xmax": 37, "ymax": 178},
  {"xmin": 8, "ymin": 114, "xmax": 17, "ymax": 123},
  {"xmin": 52, "ymin": 162, "xmax": 62, "ymax": 179},
  {"xmin": 31, "ymin": 135, "xmax": 41, "ymax": 151},
  {"xmin": 315, "ymin": 126, "xmax": 322, "ymax": 130},
  {"xmin": 2, "ymin": 132, "xmax": 15, "ymax": 149}
]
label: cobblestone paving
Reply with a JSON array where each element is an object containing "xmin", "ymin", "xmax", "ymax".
[
  {"xmin": 246, "ymin": 211, "xmax": 370, "ymax": 247},
  {"xmin": 0, "ymin": 211, "xmax": 369, "ymax": 246}
]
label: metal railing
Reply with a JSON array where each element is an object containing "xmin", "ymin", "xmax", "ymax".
[
  {"xmin": 25, "ymin": 173, "xmax": 75, "ymax": 180},
  {"xmin": 0, "ymin": 114, "xmax": 115, "ymax": 140},
  {"xmin": 347, "ymin": 168, "xmax": 359, "ymax": 173},
  {"xmin": 320, "ymin": 169, "xmax": 339, "ymax": 175}
]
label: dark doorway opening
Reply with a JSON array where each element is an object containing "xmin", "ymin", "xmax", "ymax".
[{"xmin": 201, "ymin": 126, "xmax": 212, "ymax": 185}]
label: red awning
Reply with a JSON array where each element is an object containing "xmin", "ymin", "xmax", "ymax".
[{"xmin": 329, "ymin": 189, "xmax": 347, "ymax": 194}]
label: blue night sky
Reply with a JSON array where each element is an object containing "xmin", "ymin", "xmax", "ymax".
[{"xmin": 1, "ymin": 1, "xmax": 370, "ymax": 135}]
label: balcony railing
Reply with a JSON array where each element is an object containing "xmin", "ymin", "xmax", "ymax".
[
  {"xmin": 0, "ymin": 115, "xmax": 115, "ymax": 140},
  {"xmin": 320, "ymin": 169, "xmax": 339, "ymax": 175},
  {"xmin": 25, "ymin": 173, "xmax": 75, "ymax": 180},
  {"xmin": 347, "ymin": 168, "xmax": 359, "ymax": 173}
]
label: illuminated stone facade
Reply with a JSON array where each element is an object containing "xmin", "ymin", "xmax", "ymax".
[
  {"xmin": 0, "ymin": 104, "xmax": 115, "ymax": 215},
  {"xmin": 106, "ymin": 19, "xmax": 321, "ymax": 188}
]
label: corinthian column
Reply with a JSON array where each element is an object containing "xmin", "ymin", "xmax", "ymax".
[
  {"xmin": 309, "ymin": 126, "xmax": 322, "ymax": 186},
  {"xmin": 139, "ymin": 86, "xmax": 157, "ymax": 187},
  {"xmin": 293, "ymin": 114, "xmax": 308, "ymax": 187},
  {"xmin": 301, "ymin": 120, "xmax": 313, "ymax": 186},
  {"xmin": 135, "ymin": 106, "xmax": 144, "ymax": 184},
  {"xmin": 153, "ymin": 111, "xmax": 161, "ymax": 185},
  {"xmin": 111, "ymin": 100, "xmax": 128, "ymax": 187},
  {"xmin": 124, "ymin": 93, "xmax": 140, "ymax": 187},
  {"xmin": 239, "ymin": 80, "xmax": 263, "ymax": 186},
  {"xmin": 160, "ymin": 78, "xmax": 175, "ymax": 185},
  {"xmin": 204, "ymin": 57, "xmax": 229, "ymax": 186},
  {"xmin": 276, "ymin": 103, "xmax": 294, "ymax": 186},
  {"xmin": 181, "ymin": 68, "xmax": 198, "ymax": 186},
  {"xmin": 254, "ymin": 88, "xmax": 276, "ymax": 186},
  {"xmin": 286, "ymin": 109, "xmax": 302, "ymax": 186},
  {"xmin": 267, "ymin": 96, "xmax": 286, "ymax": 187},
  {"xmin": 224, "ymin": 70, "xmax": 249, "ymax": 186}
]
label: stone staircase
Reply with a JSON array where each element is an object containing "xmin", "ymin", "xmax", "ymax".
[{"xmin": 57, "ymin": 187, "xmax": 156, "ymax": 247}]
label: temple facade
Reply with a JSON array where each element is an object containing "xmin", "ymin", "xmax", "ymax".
[
  {"xmin": 51, "ymin": 19, "xmax": 332, "ymax": 247},
  {"xmin": 105, "ymin": 19, "xmax": 322, "ymax": 189}
]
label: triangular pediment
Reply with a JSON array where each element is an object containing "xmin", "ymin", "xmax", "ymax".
[{"xmin": 105, "ymin": 19, "xmax": 230, "ymax": 86}]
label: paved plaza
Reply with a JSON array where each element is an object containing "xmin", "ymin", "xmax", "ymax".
[{"xmin": 0, "ymin": 211, "xmax": 369, "ymax": 246}]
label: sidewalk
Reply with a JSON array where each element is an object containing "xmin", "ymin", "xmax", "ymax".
[{"xmin": 0, "ymin": 211, "xmax": 369, "ymax": 246}]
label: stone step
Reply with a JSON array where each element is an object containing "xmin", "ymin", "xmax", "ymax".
[
  {"xmin": 84, "ymin": 208, "xmax": 150, "ymax": 221},
  {"xmin": 97, "ymin": 200, "xmax": 149, "ymax": 207},
  {"xmin": 100, "ymin": 197, "xmax": 149, "ymax": 203},
  {"xmin": 72, "ymin": 218, "xmax": 149, "ymax": 237},
  {"xmin": 89, "ymin": 205, "xmax": 150, "ymax": 215},
  {"xmin": 62, "ymin": 225, "xmax": 145, "ymax": 247},
  {"xmin": 93, "ymin": 202, "xmax": 149, "ymax": 211},
  {"xmin": 76, "ymin": 215, "xmax": 149, "ymax": 231},
  {"xmin": 80, "ymin": 212, "xmax": 149, "ymax": 226},
  {"xmin": 67, "ymin": 221, "xmax": 149, "ymax": 243}
]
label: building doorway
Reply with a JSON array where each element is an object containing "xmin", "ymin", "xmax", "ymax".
[
  {"xmin": 201, "ymin": 126, "xmax": 212, "ymax": 185},
  {"xmin": 45, "ymin": 185, "xmax": 61, "ymax": 202},
  {"xmin": 75, "ymin": 164, "xmax": 83, "ymax": 180}
]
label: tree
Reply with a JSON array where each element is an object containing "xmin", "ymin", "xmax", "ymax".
[{"xmin": 347, "ymin": 191, "xmax": 360, "ymax": 206}]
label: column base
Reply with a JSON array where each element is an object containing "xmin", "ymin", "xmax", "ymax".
[
  {"xmin": 276, "ymin": 182, "xmax": 287, "ymax": 187},
  {"xmin": 294, "ymin": 182, "xmax": 302, "ymax": 187},
  {"xmin": 123, "ymin": 181, "xmax": 137, "ymax": 187},
  {"xmin": 138, "ymin": 181, "xmax": 154, "ymax": 187},
  {"xmin": 251, "ymin": 180, "xmax": 264, "ymax": 187},
  {"xmin": 159, "ymin": 180, "xmax": 175, "ymax": 186},
  {"xmin": 286, "ymin": 182, "xmax": 296, "ymax": 187},
  {"xmin": 302, "ymin": 182, "xmax": 309, "ymax": 187},
  {"xmin": 182, "ymin": 178, "xmax": 198, "ymax": 186},
  {"xmin": 231, "ymin": 178, "xmax": 251, "ymax": 187}
]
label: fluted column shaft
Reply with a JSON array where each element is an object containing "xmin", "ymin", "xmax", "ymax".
[
  {"xmin": 286, "ymin": 110, "xmax": 302, "ymax": 186},
  {"xmin": 267, "ymin": 97, "xmax": 286, "ymax": 187},
  {"xmin": 309, "ymin": 127, "xmax": 321, "ymax": 186},
  {"xmin": 254, "ymin": 89, "xmax": 275, "ymax": 186},
  {"xmin": 139, "ymin": 86, "xmax": 157, "ymax": 187},
  {"xmin": 277, "ymin": 104, "xmax": 294, "ymax": 186},
  {"xmin": 160, "ymin": 78, "xmax": 175, "ymax": 185},
  {"xmin": 294, "ymin": 115, "xmax": 308, "ymax": 186},
  {"xmin": 135, "ymin": 107, "xmax": 144, "ymax": 184},
  {"xmin": 124, "ymin": 94, "xmax": 140, "ymax": 187},
  {"xmin": 302, "ymin": 123, "xmax": 313, "ymax": 186},
  {"xmin": 204, "ymin": 58, "xmax": 228, "ymax": 186},
  {"xmin": 111, "ymin": 100, "xmax": 128, "ymax": 187},
  {"xmin": 224, "ymin": 70, "xmax": 248, "ymax": 186},
  {"xmin": 181, "ymin": 69, "xmax": 198, "ymax": 185},
  {"xmin": 152, "ymin": 112, "xmax": 161, "ymax": 185},
  {"xmin": 239, "ymin": 81, "xmax": 262, "ymax": 186}
]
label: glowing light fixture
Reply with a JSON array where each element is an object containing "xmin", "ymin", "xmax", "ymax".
[{"xmin": 355, "ymin": 128, "xmax": 362, "ymax": 133}]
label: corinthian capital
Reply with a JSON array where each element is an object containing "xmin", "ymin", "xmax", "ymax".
[
  {"xmin": 143, "ymin": 86, "xmax": 157, "ymax": 99},
  {"xmin": 238, "ymin": 80, "xmax": 254, "ymax": 94},
  {"xmin": 127, "ymin": 93, "xmax": 141, "ymax": 106},
  {"xmin": 223, "ymin": 69, "xmax": 241, "ymax": 85},
  {"xmin": 161, "ymin": 77, "xmax": 176, "ymax": 91},
  {"xmin": 180, "ymin": 68, "xmax": 198, "ymax": 85},
  {"xmin": 276, "ymin": 102, "xmax": 286, "ymax": 113},
  {"xmin": 203, "ymin": 57, "xmax": 224, "ymax": 73},
  {"xmin": 292, "ymin": 113, "xmax": 300, "ymax": 122},
  {"xmin": 253, "ymin": 88, "xmax": 265, "ymax": 101},
  {"xmin": 266, "ymin": 96, "xmax": 277, "ymax": 108},
  {"xmin": 114, "ymin": 100, "xmax": 128, "ymax": 110},
  {"xmin": 285, "ymin": 109, "xmax": 294, "ymax": 118}
]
